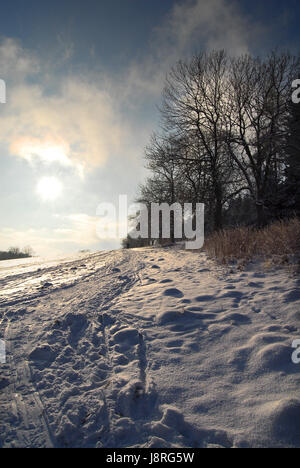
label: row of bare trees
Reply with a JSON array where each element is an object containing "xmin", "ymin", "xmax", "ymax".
[
  {"xmin": 133, "ymin": 50, "xmax": 300, "ymax": 245},
  {"xmin": 0, "ymin": 246, "xmax": 33, "ymax": 261}
]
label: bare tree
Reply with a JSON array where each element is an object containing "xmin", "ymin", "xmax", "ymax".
[
  {"xmin": 226, "ymin": 52, "xmax": 300, "ymax": 225},
  {"xmin": 161, "ymin": 51, "xmax": 236, "ymax": 230},
  {"xmin": 284, "ymin": 84, "xmax": 300, "ymax": 216},
  {"xmin": 136, "ymin": 50, "xmax": 300, "ymax": 242}
]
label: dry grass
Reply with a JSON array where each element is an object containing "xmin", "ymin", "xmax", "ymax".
[{"xmin": 204, "ymin": 217, "xmax": 300, "ymax": 264}]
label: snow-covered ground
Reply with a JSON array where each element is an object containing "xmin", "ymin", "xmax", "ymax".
[{"xmin": 0, "ymin": 247, "xmax": 299, "ymax": 448}]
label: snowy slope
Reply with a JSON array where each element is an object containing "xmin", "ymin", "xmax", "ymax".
[{"xmin": 0, "ymin": 247, "xmax": 299, "ymax": 448}]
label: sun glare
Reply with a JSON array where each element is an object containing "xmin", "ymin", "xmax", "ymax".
[{"xmin": 36, "ymin": 176, "xmax": 63, "ymax": 201}]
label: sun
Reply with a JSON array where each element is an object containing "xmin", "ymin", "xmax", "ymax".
[{"xmin": 36, "ymin": 176, "xmax": 63, "ymax": 201}]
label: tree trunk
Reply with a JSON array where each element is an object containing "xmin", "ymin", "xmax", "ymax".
[
  {"xmin": 256, "ymin": 201, "xmax": 266, "ymax": 227},
  {"xmin": 214, "ymin": 185, "xmax": 223, "ymax": 231}
]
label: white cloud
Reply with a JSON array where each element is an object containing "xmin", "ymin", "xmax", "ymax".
[
  {"xmin": 57, "ymin": 212, "xmax": 128, "ymax": 243},
  {"xmin": 157, "ymin": 0, "xmax": 258, "ymax": 56},
  {"xmin": 0, "ymin": 76, "xmax": 132, "ymax": 175},
  {"xmin": 0, "ymin": 2, "xmax": 265, "ymax": 176},
  {"xmin": 56, "ymin": 213, "xmax": 100, "ymax": 245},
  {"xmin": 119, "ymin": 0, "xmax": 265, "ymax": 101},
  {"xmin": 0, "ymin": 37, "xmax": 39, "ymax": 79}
]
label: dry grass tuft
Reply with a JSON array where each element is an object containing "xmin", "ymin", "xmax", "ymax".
[{"xmin": 204, "ymin": 218, "xmax": 300, "ymax": 264}]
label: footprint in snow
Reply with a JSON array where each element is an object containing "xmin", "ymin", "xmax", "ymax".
[
  {"xmin": 40, "ymin": 281, "xmax": 53, "ymax": 289},
  {"xmin": 220, "ymin": 291, "xmax": 244, "ymax": 306},
  {"xmin": 165, "ymin": 339, "xmax": 184, "ymax": 348},
  {"xmin": 284, "ymin": 289, "xmax": 300, "ymax": 303},
  {"xmin": 0, "ymin": 378, "xmax": 10, "ymax": 390},
  {"xmin": 219, "ymin": 312, "xmax": 251, "ymax": 325},
  {"xmin": 247, "ymin": 281, "xmax": 264, "ymax": 288},
  {"xmin": 28, "ymin": 345, "xmax": 56, "ymax": 369},
  {"xmin": 194, "ymin": 294, "xmax": 214, "ymax": 302},
  {"xmin": 252, "ymin": 273, "xmax": 266, "ymax": 279},
  {"xmin": 163, "ymin": 288, "xmax": 184, "ymax": 298}
]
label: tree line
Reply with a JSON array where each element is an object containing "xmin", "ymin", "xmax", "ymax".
[
  {"xmin": 0, "ymin": 246, "xmax": 33, "ymax": 261},
  {"xmin": 123, "ymin": 50, "xmax": 300, "ymax": 248}
]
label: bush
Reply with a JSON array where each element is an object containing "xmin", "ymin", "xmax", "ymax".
[{"xmin": 204, "ymin": 218, "xmax": 300, "ymax": 263}]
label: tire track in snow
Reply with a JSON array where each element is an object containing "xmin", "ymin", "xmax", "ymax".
[
  {"xmin": 0, "ymin": 250, "xmax": 148, "ymax": 448},
  {"xmin": 0, "ymin": 318, "xmax": 55, "ymax": 448}
]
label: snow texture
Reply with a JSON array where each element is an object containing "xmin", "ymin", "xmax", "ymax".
[{"xmin": 0, "ymin": 247, "xmax": 299, "ymax": 448}]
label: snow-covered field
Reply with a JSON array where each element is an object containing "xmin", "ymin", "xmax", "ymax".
[{"xmin": 0, "ymin": 247, "xmax": 299, "ymax": 448}]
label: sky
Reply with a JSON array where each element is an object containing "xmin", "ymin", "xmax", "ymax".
[{"xmin": 0, "ymin": 0, "xmax": 299, "ymax": 256}]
